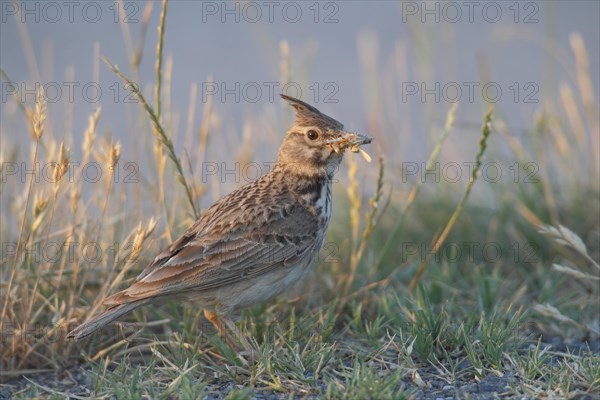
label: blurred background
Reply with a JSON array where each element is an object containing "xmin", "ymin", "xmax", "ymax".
[{"xmin": 2, "ymin": 1, "xmax": 598, "ymax": 196}]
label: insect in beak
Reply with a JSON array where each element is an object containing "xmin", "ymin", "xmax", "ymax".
[
  {"xmin": 351, "ymin": 145, "xmax": 372, "ymax": 163},
  {"xmin": 326, "ymin": 132, "xmax": 373, "ymax": 162}
]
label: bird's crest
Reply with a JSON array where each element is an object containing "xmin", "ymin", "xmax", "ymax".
[{"xmin": 280, "ymin": 94, "xmax": 343, "ymax": 129}]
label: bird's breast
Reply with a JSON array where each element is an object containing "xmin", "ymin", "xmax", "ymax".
[{"xmin": 295, "ymin": 178, "xmax": 332, "ymax": 229}]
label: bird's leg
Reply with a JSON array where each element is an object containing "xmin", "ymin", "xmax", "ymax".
[
  {"xmin": 203, "ymin": 310, "xmax": 257, "ymax": 362},
  {"xmin": 203, "ymin": 309, "xmax": 238, "ymax": 349},
  {"xmin": 222, "ymin": 316, "xmax": 256, "ymax": 357}
]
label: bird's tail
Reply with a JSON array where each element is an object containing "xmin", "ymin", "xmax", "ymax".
[{"xmin": 66, "ymin": 299, "xmax": 149, "ymax": 341}]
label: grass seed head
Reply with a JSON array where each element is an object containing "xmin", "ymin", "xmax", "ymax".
[{"xmin": 32, "ymin": 87, "xmax": 46, "ymax": 140}]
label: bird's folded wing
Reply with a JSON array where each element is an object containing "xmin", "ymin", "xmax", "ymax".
[{"xmin": 104, "ymin": 201, "xmax": 318, "ymax": 304}]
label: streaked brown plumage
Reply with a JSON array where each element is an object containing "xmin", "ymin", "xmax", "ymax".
[{"xmin": 67, "ymin": 94, "xmax": 372, "ymax": 353}]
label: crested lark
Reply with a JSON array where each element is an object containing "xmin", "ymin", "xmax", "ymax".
[{"xmin": 67, "ymin": 94, "xmax": 372, "ymax": 353}]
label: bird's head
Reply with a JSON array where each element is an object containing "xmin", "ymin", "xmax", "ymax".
[{"xmin": 276, "ymin": 94, "xmax": 372, "ymax": 178}]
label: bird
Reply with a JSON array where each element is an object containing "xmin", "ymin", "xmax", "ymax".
[{"xmin": 67, "ymin": 94, "xmax": 372, "ymax": 355}]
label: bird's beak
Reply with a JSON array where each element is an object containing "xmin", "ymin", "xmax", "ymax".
[{"xmin": 326, "ymin": 131, "xmax": 373, "ymax": 162}]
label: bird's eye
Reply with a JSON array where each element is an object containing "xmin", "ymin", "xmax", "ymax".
[{"xmin": 307, "ymin": 130, "xmax": 319, "ymax": 140}]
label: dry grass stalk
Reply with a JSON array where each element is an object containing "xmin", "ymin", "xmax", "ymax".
[
  {"xmin": 103, "ymin": 58, "xmax": 199, "ymax": 219},
  {"xmin": 1, "ymin": 87, "xmax": 47, "ymax": 341},
  {"xmin": 408, "ymin": 108, "xmax": 493, "ymax": 291},
  {"xmin": 376, "ymin": 102, "xmax": 458, "ymax": 270}
]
